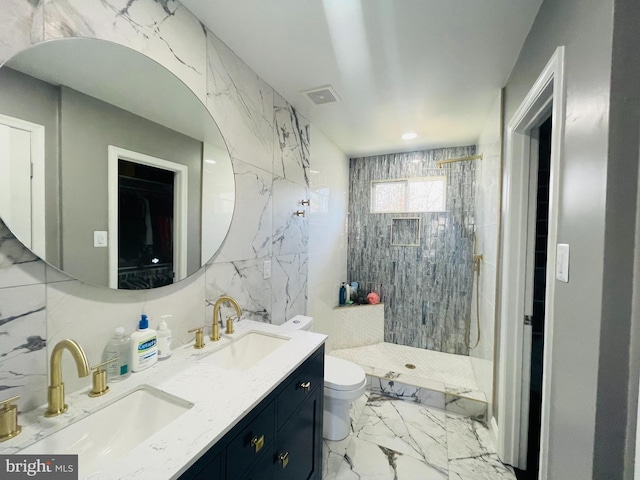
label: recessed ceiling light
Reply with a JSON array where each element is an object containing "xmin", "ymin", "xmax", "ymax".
[{"xmin": 402, "ymin": 133, "xmax": 417, "ymax": 140}]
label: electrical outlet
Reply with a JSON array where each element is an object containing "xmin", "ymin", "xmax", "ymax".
[{"xmin": 263, "ymin": 260, "xmax": 271, "ymax": 279}]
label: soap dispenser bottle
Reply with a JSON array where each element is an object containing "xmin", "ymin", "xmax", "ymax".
[
  {"xmin": 104, "ymin": 327, "xmax": 131, "ymax": 381},
  {"xmin": 339, "ymin": 283, "xmax": 347, "ymax": 305},
  {"xmin": 157, "ymin": 315, "xmax": 172, "ymax": 360},
  {"xmin": 130, "ymin": 314, "xmax": 158, "ymax": 372}
]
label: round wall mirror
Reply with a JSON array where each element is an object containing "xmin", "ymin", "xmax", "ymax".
[{"xmin": 0, "ymin": 38, "xmax": 235, "ymax": 290}]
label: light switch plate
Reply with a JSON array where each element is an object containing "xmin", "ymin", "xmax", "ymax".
[
  {"xmin": 556, "ymin": 243, "xmax": 569, "ymax": 282},
  {"xmin": 94, "ymin": 231, "xmax": 108, "ymax": 248}
]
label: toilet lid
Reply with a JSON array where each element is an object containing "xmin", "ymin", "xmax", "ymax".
[{"xmin": 324, "ymin": 356, "xmax": 366, "ymax": 391}]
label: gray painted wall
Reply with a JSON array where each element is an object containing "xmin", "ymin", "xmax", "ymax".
[
  {"xmin": 0, "ymin": 70, "xmax": 204, "ymax": 287},
  {"xmin": 500, "ymin": 0, "xmax": 638, "ymax": 477},
  {"xmin": 348, "ymin": 146, "xmax": 476, "ymax": 355},
  {"xmin": 0, "ymin": 68, "xmax": 60, "ymax": 265},
  {"xmin": 60, "ymin": 86, "xmax": 203, "ymax": 286},
  {"xmin": 599, "ymin": 0, "xmax": 640, "ymax": 478}
]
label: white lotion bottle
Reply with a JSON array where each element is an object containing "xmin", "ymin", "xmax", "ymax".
[
  {"xmin": 157, "ymin": 315, "xmax": 172, "ymax": 360},
  {"xmin": 130, "ymin": 314, "xmax": 158, "ymax": 372}
]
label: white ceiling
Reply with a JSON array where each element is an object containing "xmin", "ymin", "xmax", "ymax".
[{"xmin": 182, "ymin": 0, "xmax": 542, "ymax": 157}]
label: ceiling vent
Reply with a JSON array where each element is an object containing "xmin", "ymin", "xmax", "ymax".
[{"xmin": 303, "ymin": 85, "xmax": 341, "ymax": 105}]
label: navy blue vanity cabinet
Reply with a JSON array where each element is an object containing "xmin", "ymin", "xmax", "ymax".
[
  {"xmin": 273, "ymin": 349, "xmax": 324, "ymax": 480},
  {"xmin": 183, "ymin": 449, "xmax": 222, "ymax": 480},
  {"xmin": 226, "ymin": 401, "xmax": 275, "ymax": 479},
  {"xmin": 273, "ymin": 384, "xmax": 323, "ymax": 480},
  {"xmin": 179, "ymin": 344, "xmax": 324, "ymax": 480}
]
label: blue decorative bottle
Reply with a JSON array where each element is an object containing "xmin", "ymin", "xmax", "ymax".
[{"xmin": 339, "ymin": 283, "xmax": 346, "ymax": 305}]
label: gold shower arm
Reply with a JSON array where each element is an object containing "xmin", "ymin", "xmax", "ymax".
[{"xmin": 436, "ymin": 154, "xmax": 483, "ymax": 168}]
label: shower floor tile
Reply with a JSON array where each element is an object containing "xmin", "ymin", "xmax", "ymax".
[
  {"xmin": 323, "ymin": 394, "xmax": 515, "ymax": 480},
  {"xmin": 330, "ymin": 342, "xmax": 479, "ymax": 391}
]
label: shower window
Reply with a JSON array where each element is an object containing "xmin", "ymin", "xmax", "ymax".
[{"xmin": 371, "ymin": 176, "xmax": 447, "ymax": 213}]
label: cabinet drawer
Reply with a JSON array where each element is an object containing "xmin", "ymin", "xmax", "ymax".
[
  {"xmin": 226, "ymin": 401, "xmax": 275, "ymax": 480},
  {"xmin": 274, "ymin": 388, "xmax": 321, "ymax": 480},
  {"xmin": 276, "ymin": 347, "xmax": 324, "ymax": 430},
  {"xmin": 241, "ymin": 444, "xmax": 275, "ymax": 480}
]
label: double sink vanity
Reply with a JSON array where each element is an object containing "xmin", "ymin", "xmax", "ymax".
[{"xmin": 0, "ymin": 319, "xmax": 326, "ymax": 480}]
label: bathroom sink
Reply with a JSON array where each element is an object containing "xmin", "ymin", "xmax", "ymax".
[
  {"xmin": 21, "ymin": 385, "xmax": 193, "ymax": 477},
  {"xmin": 201, "ymin": 331, "xmax": 290, "ymax": 370}
]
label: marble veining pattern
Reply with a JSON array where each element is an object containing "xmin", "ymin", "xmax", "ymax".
[
  {"xmin": 274, "ymin": 92, "xmax": 311, "ymax": 186},
  {"xmin": 272, "ymin": 176, "xmax": 310, "ymax": 256},
  {"xmin": 206, "ymin": 31, "xmax": 274, "ymax": 172},
  {"xmin": 213, "ymin": 159, "xmax": 273, "ymax": 263},
  {"xmin": 323, "ymin": 394, "xmax": 514, "ymax": 480},
  {"xmin": 348, "ymin": 146, "xmax": 476, "ymax": 354},
  {"xmin": 0, "ymin": 0, "xmax": 44, "ymax": 64},
  {"xmin": 367, "ymin": 376, "xmax": 447, "ymax": 412},
  {"xmin": 205, "ymin": 259, "xmax": 271, "ymax": 325},
  {"xmin": 331, "ymin": 342, "xmax": 487, "ymax": 418},
  {"xmin": 0, "ymin": 220, "xmax": 45, "ymax": 288},
  {"xmin": 330, "ymin": 342, "xmax": 480, "ymax": 391},
  {"xmin": 43, "ymin": 0, "xmax": 207, "ymax": 101},
  {"xmin": 271, "ymin": 253, "xmax": 308, "ymax": 325},
  {"xmin": 0, "ymin": 284, "xmax": 47, "ymax": 412}
]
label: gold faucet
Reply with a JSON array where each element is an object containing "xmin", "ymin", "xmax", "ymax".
[
  {"xmin": 45, "ymin": 339, "xmax": 91, "ymax": 417},
  {"xmin": 211, "ymin": 295, "xmax": 242, "ymax": 341}
]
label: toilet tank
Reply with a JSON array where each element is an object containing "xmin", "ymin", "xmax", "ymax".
[{"xmin": 280, "ymin": 315, "xmax": 314, "ymax": 332}]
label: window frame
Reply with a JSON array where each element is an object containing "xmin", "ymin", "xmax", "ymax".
[{"xmin": 370, "ymin": 176, "xmax": 448, "ymax": 214}]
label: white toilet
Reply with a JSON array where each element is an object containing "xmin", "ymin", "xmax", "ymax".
[{"xmin": 280, "ymin": 315, "xmax": 367, "ymax": 441}]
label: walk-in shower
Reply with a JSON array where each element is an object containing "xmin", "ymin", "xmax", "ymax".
[{"xmin": 342, "ymin": 129, "xmax": 502, "ymax": 414}]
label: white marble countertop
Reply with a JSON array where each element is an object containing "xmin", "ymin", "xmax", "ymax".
[{"xmin": 0, "ymin": 319, "xmax": 326, "ymax": 479}]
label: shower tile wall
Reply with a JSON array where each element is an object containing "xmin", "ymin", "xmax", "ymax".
[
  {"xmin": 0, "ymin": 0, "xmax": 325, "ymax": 409},
  {"xmin": 348, "ymin": 146, "xmax": 476, "ymax": 355}
]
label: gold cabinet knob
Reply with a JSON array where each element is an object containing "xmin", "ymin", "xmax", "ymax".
[
  {"xmin": 299, "ymin": 381, "xmax": 311, "ymax": 392},
  {"xmin": 250, "ymin": 434, "xmax": 264, "ymax": 453},
  {"xmin": 278, "ymin": 451, "xmax": 289, "ymax": 468},
  {"xmin": 188, "ymin": 326, "xmax": 206, "ymax": 349},
  {"xmin": 0, "ymin": 395, "xmax": 22, "ymax": 442}
]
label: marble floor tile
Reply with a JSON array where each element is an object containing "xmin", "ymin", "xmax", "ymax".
[
  {"xmin": 354, "ymin": 396, "xmax": 448, "ymax": 472},
  {"xmin": 446, "ymin": 414, "xmax": 516, "ymax": 480},
  {"xmin": 323, "ymin": 393, "xmax": 515, "ymax": 480},
  {"xmin": 334, "ymin": 436, "xmax": 448, "ymax": 480},
  {"xmin": 323, "ymin": 436, "xmax": 353, "ymax": 480}
]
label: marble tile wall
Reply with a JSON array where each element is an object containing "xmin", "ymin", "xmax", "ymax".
[
  {"xmin": 0, "ymin": 0, "xmax": 324, "ymax": 410},
  {"xmin": 348, "ymin": 146, "xmax": 477, "ymax": 355}
]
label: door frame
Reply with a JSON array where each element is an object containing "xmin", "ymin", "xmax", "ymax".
[
  {"xmin": 107, "ymin": 145, "xmax": 188, "ymax": 289},
  {"xmin": 496, "ymin": 46, "xmax": 565, "ymax": 478},
  {"xmin": 0, "ymin": 113, "xmax": 45, "ymax": 256}
]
